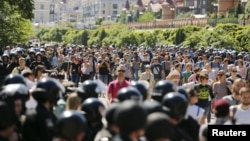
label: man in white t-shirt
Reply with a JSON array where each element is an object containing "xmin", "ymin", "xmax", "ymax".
[{"xmin": 230, "ymin": 87, "xmax": 250, "ymax": 124}]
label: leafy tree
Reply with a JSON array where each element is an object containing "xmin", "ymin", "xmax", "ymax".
[
  {"xmin": 0, "ymin": 0, "xmax": 34, "ymax": 47},
  {"xmin": 175, "ymin": 28, "xmax": 185, "ymax": 45},
  {"xmin": 236, "ymin": 3, "xmax": 244, "ymax": 18},
  {"xmin": 138, "ymin": 12, "xmax": 155, "ymax": 22}
]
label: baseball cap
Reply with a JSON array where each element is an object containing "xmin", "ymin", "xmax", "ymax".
[{"xmin": 214, "ymin": 99, "xmax": 230, "ymax": 118}]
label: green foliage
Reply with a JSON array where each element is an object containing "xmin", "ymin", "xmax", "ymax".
[
  {"xmin": 36, "ymin": 23, "xmax": 250, "ymax": 51},
  {"xmin": 246, "ymin": 1, "xmax": 250, "ymax": 13},
  {"xmin": 176, "ymin": 12, "xmax": 192, "ymax": 19},
  {"xmin": 138, "ymin": 12, "xmax": 155, "ymax": 22},
  {"xmin": 0, "ymin": 0, "xmax": 34, "ymax": 47},
  {"xmin": 154, "ymin": 9, "xmax": 162, "ymax": 19}
]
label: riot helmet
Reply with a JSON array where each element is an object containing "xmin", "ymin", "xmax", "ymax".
[
  {"xmin": 162, "ymin": 92, "xmax": 188, "ymax": 122},
  {"xmin": 56, "ymin": 110, "xmax": 87, "ymax": 140},
  {"xmin": 116, "ymin": 86, "xmax": 142, "ymax": 102},
  {"xmin": 81, "ymin": 98, "xmax": 105, "ymax": 123},
  {"xmin": 152, "ymin": 80, "xmax": 176, "ymax": 102}
]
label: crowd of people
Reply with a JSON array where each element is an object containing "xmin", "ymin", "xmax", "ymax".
[{"xmin": 0, "ymin": 44, "xmax": 250, "ymax": 141}]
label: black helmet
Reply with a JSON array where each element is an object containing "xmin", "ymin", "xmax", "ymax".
[
  {"xmin": 130, "ymin": 81, "xmax": 149, "ymax": 101},
  {"xmin": 145, "ymin": 112, "xmax": 175, "ymax": 141},
  {"xmin": 32, "ymin": 78, "xmax": 65, "ymax": 104},
  {"xmin": 81, "ymin": 98, "xmax": 105, "ymax": 123},
  {"xmin": 0, "ymin": 84, "xmax": 29, "ymax": 102},
  {"xmin": 162, "ymin": 92, "xmax": 188, "ymax": 122},
  {"xmin": 56, "ymin": 110, "xmax": 87, "ymax": 140},
  {"xmin": 77, "ymin": 80, "xmax": 105, "ymax": 102},
  {"xmin": 152, "ymin": 80, "xmax": 176, "ymax": 102},
  {"xmin": 116, "ymin": 86, "xmax": 142, "ymax": 102},
  {"xmin": 143, "ymin": 100, "xmax": 163, "ymax": 115},
  {"xmin": 104, "ymin": 103, "xmax": 120, "ymax": 127},
  {"xmin": 114, "ymin": 100, "xmax": 147, "ymax": 134},
  {"xmin": 176, "ymin": 86, "xmax": 189, "ymax": 99},
  {"xmin": 3, "ymin": 74, "xmax": 26, "ymax": 86}
]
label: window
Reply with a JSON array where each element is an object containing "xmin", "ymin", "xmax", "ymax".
[
  {"xmin": 202, "ymin": 8, "xmax": 205, "ymax": 14},
  {"xmin": 203, "ymin": 0, "xmax": 206, "ymax": 5},
  {"xmin": 103, "ymin": 10, "xmax": 105, "ymax": 14},
  {"xmin": 113, "ymin": 4, "xmax": 118, "ymax": 9},
  {"xmin": 40, "ymin": 13, "xmax": 44, "ymax": 21},
  {"xmin": 113, "ymin": 11, "xmax": 118, "ymax": 15},
  {"xmin": 194, "ymin": 0, "xmax": 197, "ymax": 8},
  {"xmin": 40, "ymin": 4, "xmax": 44, "ymax": 9}
]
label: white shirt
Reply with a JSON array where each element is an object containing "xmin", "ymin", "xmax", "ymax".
[
  {"xmin": 230, "ymin": 105, "xmax": 250, "ymax": 124},
  {"xmin": 187, "ymin": 105, "xmax": 205, "ymax": 122}
]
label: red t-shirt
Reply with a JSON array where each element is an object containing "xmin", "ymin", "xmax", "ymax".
[{"xmin": 107, "ymin": 79, "xmax": 130, "ymax": 101}]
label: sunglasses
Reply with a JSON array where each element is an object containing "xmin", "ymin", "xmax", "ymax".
[{"xmin": 118, "ymin": 70, "xmax": 125, "ymax": 72}]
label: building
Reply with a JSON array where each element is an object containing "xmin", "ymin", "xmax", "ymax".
[
  {"xmin": 218, "ymin": 0, "xmax": 240, "ymax": 16},
  {"xmin": 33, "ymin": 0, "xmax": 51, "ymax": 23},
  {"xmin": 182, "ymin": 0, "xmax": 215, "ymax": 14},
  {"xmin": 82, "ymin": 0, "xmax": 137, "ymax": 25},
  {"xmin": 33, "ymin": 0, "xmax": 83, "ymax": 23}
]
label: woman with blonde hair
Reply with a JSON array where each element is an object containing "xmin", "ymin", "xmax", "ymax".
[
  {"xmin": 222, "ymin": 78, "xmax": 245, "ymax": 106},
  {"xmin": 66, "ymin": 93, "xmax": 81, "ymax": 110}
]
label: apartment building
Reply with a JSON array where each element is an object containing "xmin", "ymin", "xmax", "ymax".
[
  {"xmin": 33, "ymin": 0, "xmax": 51, "ymax": 23},
  {"xmin": 33, "ymin": 0, "xmax": 83, "ymax": 23},
  {"xmin": 82, "ymin": 0, "xmax": 137, "ymax": 25}
]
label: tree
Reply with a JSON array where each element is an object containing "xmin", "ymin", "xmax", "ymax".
[
  {"xmin": 138, "ymin": 12, "xmax": 155, "ymax": 22},
  {"xmin": 175, "ymin": 28, "xmax": 185, "ymax": 45},
  {"xmin": 236, "ymin": 3, "xmax": 244, "ymax": 18},
  {"xmin": 0, "ymin": 0, "xmax": 34, "ymax": 47}
]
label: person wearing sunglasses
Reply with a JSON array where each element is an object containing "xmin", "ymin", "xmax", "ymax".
[
  {"xmin": 194, "ymin": 73, "xmax": 214, "ymax": 123},
  {"xmin": 107, "ymin": 65, "xmax": 130, "ymax": 103}
]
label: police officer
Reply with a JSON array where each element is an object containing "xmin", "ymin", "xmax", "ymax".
[
  {"xmin": 77, "ymin": 80, "xmax": 105, "ymax": 102},
  {"xmin": 162, "ymin": 92, "xmax": 194, "ymax": 141},
  {"xmin": 94, "ymin": 103, "xmax": 120, "ymax": 141},
  {"xmin": 152, "ymin": 80, "xmax": 176, "ymax": 102},
  {"xmin": 115, "ymin": 86, "xmax": 142, "ymax": 102},
  {"xmin": 22, "ymin": 77, "xmax": 65, "ymax": 141},
  {"xmin": 130, "ymin": 81, "xmax": 150, "ymax": 101},
  {"xmin": 0, "ymin": 101, "xmax": 16, "ymax": 141},
  {"xmin": 112, "ymin": 100, "xmax": 147, "ymax": 141},
  {"xmin": 176, "ymin": 87, "xmax": 200, "ymax": 141},
  {"xmin": 145, "ymin": 112, "xmax": 176, "ymax": 141},
  {"xmin": 29, "ymin": 52, "xmax": 45, "ymax": 71},
  {"xmin": 0, "ymin": 84, "xmax": 29, "ymax": 141},
  {"xmin": 81, "ymin": 98, "xmax": 106, "ymax": 141},
  {"xmin": 3, "ymin": 74, "xmax": 26, "ymax": 86},
  {"xmin": 55, "ymin": 110, "xmax": 87, "ymax": 141}
]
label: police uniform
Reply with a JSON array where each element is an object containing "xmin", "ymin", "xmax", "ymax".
[{"xmin": 22, "ymin": 103, "xmax": 57, "ymax": 141}]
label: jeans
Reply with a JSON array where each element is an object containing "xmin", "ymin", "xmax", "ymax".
[
  {"xmin": 203, "ymin": 101, "xmax": 211, "ymax": 123},
  {"xmin": 81, "ymin": 74, "xmax": 90, "ymax": 82},
  {"xmin": 132, "ymin": 68, "xmax": 139, "ymax": 81},
  {"xmin": 98, "ymin": 74, "xmax": 108, "ymax": 85},
  {"xmin": 89, "ymin": 72, "xmax": 95, "ymax": 80},
  {"xmin": 71, "ymin": 72, "xmax": 79, "ymax": 86}
]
